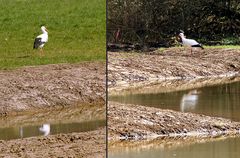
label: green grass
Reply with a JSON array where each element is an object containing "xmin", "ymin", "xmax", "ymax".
[{"xmin": 0, "ymin": 0, "xmax": 106, "ymax": 69}]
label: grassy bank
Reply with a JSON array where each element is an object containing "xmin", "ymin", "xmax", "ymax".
[{"xmin": 0, "ymin": 0, "xmax": 106, "ymax": 69}]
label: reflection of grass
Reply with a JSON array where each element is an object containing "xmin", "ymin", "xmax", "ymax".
[{"xmin": 0, "ymin": 0, "xmax": 106, "ymax": 69}]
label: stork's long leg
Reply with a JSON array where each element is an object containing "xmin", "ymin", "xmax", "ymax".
[{"xmin": 40, "ymin": 48, "xmax": 44, "ymax": 56}]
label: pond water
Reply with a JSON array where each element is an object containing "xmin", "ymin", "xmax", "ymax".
[
  {"xmin": 110, "ymin": 81, "xmax": 240, "ymax": 121},
  {"xmin": 0, "ymin": 120, "xmax": 105, "ymax": 140},
  {"xmin": 109, "ymin": 136, "xmax": 240, "ymax": 158},
  {"xmin": 109, "ymin": 81, "xmax": 240, "ymax": 158},
  {"xmin": 0, "ymin": 105, "xmax": 105, "ymax": 140}
]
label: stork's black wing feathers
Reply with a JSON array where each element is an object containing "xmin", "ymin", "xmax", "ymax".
[
  {"xmin": 192, "ymin": 44, "xmax": 204, "ymax": 49},
  {"xmin": 33, "ymin": 38, "xmax": 42, "ymax": 49}
]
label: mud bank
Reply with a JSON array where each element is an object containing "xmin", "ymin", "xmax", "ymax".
[
  {"xmin": 0, "ymin": 62, "xmax": 105, "ymax": 114},
  {"xmin": 0, "ymin": 128, "xmax": 105, "ymax": 158},
  {"xmin": 108, "ymin": 102, "xmax": 240, "ymax": 141},
  {"xmin": 110, "ymin": 76, "xmax": 240, "ymax": 95},
  {"xmin": 1, "ymin": 104, "xmax": 105, "ymax": 129},
  {"xmin": 108, "ymin": 48, "xmax": 240, "ymax": 92}
]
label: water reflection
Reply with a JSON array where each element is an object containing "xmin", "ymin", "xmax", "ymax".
[
  {"xmin": 39, "ymin": 124, "xmax": 50, "ymax": 136},
  {"xmin": 109, "ymin": 81, "xmax": 240, "ymax": 121},
  {"xmin": 109, "ymin": 136, "xmax": 240, "ymax": 158},
  {"xmin": 180, "ymin": 90, "xmax": 199, "ymax": 112},
  {"xmin": 0, "ymin": 119, "xmax": 105, "ymax": 140},
  {"xmin": 19, "ymin": 126, "xmax": 23, "ymax": 138}
]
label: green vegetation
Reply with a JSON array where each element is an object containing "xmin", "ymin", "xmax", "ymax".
[
  {"xmin": 108, "ymin": 0, "xmax": 240, "ymax": 47},
  {"xmin": 0, "ymin": 0, "xmax": 106, "ymax": 69}
]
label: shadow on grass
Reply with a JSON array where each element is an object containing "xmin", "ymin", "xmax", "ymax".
[{"xmin": 17, "ymin": 55, "xmax": 31, "ymax": 59}]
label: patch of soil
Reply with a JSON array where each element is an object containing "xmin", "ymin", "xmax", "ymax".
[
  {"xmin": 110, "ymin": 76, "xmax": 240, "ymax": 96},
  {"xmin": 108, "ymin": 102, "xmax": 240, "ymax": 141},
  {"xmin": 1, "ymin": 104, "xmax": 105, "ymax": 128},
  {"xmin": 0, "ymin": 62, "xmax": 105, "ymax": 115},
  {"xmin": 0, "ymin": 128, "xmax": 106, "ymax": 158},
  {"xmin": 108, "ymin": 48, "xmax": 240, "ymax": 92}
]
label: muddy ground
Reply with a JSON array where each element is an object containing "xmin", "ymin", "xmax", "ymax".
[
  {"xmin": 1, "ymin": 104, "xmax": 105, "ymax": 129},
  {"xmin": 108, "ymin": 102, "xmax": 240, "ymax": 141},
  {"xmin": 110, "ymin": 76, "xmax": 240, "ymax": 96},
  {"xmin": 0, "ymin": 62, "xmax": 106, "ymax": 157},
  {"xmin": 0, "ymin": 62, "xmax": 105, "ymax": 115},
  {"xmin": 0, "ymin": 128, "xmax": 105, "ymax": 158},
  {"xmin": 108, "ymin": 48, "xmax": 240, "ymax": 92}
]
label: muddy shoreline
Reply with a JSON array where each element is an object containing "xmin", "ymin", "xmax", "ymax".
[
  {"xmin": 0, "ymin": 62, "xmax": 106, "ymax": 157},
  {"xmin": 109, "ymin": 135, "xmax": 239, "ymax": 154},
  {"xmin": 108, "ymin": 48, "xmax": 240, "ymax": 143},
  {"xmin": 1, "ymin": 103, "xmax": 105, "ymax": 129},
  {"xmin": 108, "ymin": 102, "xmax": 240, "ymax": 141},
  {"xmin": 0, "ymin": 62, "xmax": 105, "ymax": 115},
  {"xmin": 110, "ymin": 76, "xmax": 240, "ymax": 96},
  {"xmin": 108, "ymin": 48, "xmax": 240, "ymax": 92},
  {"xmin": 0, "ymin": 128, "xmax": 105, "ymax": 158}
]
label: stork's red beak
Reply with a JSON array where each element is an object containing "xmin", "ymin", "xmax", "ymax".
[{"xmin": 45, "ymin": 28, "xmax": 49, "ymax": 32}]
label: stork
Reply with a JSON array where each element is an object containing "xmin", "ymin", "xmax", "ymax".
[
  {"xmin": 178, "ymin": 31, "xmax": 204, "ymax": 55},
  {"xmin": 33, "ymin": 26, "xmax": 48, "ymax": 54}
]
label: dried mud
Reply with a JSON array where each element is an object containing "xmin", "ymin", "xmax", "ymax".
[
  {"xmin": 0, "ymin": 62, "xmax": 105, "ymax": 115},
  {"xmin": 0, "ymin": 62, "xmax": 106, "ymax": 157},
  {"xmin": 108, "ymin": 102, "xmax": 240, "ymax": 141},
  {"xmin": 110, "ymin": 76, "xmax": 240, "ymax": 96},
  {"xmin": 1, "ymin": 104, "xmax": 105, "ymax": 129},
  {"xmin": 108, "ymin": 48, "xmax": 240, "ymax": 92},
  {"xmin": 0, "ymin": 128, "xmax": 105, "ymax": 158}
]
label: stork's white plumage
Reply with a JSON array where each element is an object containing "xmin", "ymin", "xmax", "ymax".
[
  {"xmin": 33, "ymin": 26, "xmax": 48, "ymax": 53},
  {"xmin": 179, "ymin": 32, "xmax": 204, "ymax": 54}
]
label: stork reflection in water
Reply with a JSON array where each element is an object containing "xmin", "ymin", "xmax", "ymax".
[
  {"xmin": 180, "ymin": 90, "xmax": 199, "ymax": 112},
  {"xmin": 39, "ymin": 124, "xmax": 51, "ymax": 136}
]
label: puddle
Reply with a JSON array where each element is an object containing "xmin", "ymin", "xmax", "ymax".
[
  {"xmin": 110, "ymin": 81, "xmax": 240, "ymax": 121},
  {"xmin": 0, "ymin": 120, "xmax": 105, "ymax": 140},
  {"xmin": 109, "ymin": 136, "xmax": 240, "ymax": 158},
  {"xmin": 0, "ymin": 104, "xmax": 105, "ymax": 140}
]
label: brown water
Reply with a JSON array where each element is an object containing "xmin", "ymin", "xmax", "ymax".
[
  {"xmin": 109, "ymin": 136, "xmax": 240, "ymax": 158},
  {"xmin": 109, "ymin": 81, "xmax": 240, "ymax": 158},
  {"xmin": 0, "ymin": 120, "xmax": 105, "ymax": 140},
  {"xmin": 110, "ymin": 81, "xmax": 240, "ymax": 121},
  {"xmin": 0, "ymin": 105, "xmax": 105, "ymax": 140}
]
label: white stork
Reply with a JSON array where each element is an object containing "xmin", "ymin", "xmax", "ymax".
[
  {"xmin": 33, "ymin": 26, "xmax": 48, "ymax": 54},
  {"xmin": 178, "ymin": 32, "xmax": 204, "ymax": 54}
]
